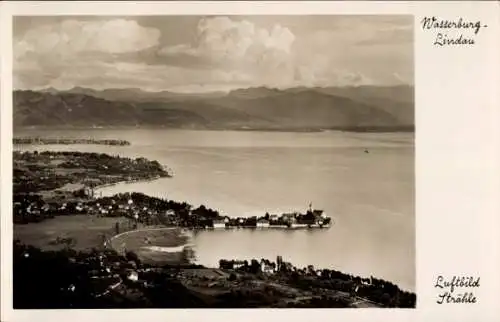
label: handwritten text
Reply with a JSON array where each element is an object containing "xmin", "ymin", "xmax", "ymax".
[
  {"xmin": 434, "ymin": 275, "xmax": 480, "ymax": 304},
  {"xmin": 421, "ymin": 17, "xmax": 487, "ymax": 47}
]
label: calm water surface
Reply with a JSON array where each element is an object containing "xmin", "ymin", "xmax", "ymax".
[{"xmin": 15, "ymin": 128, "xmax": 415, "ymax": 291}]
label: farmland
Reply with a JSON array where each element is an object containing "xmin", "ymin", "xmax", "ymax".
[{"xmin": 14, "ymin": 215, "xmax": 131, "ymax": 251}]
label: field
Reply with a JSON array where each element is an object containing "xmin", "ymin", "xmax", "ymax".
[
  {"xmin": 14, "ymin": 215, "xmax": 131, "ymax": 251},
  {"xmin": 109, "ymin": 227, "xmax": 191, "ymax": 264}
]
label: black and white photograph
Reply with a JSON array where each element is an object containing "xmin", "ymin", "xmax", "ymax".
[{"xmin": 11, "ymin": 13, "xmax": 415, "ymax": 309}]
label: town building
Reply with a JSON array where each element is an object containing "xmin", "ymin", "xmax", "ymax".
[
  {"xmin": 256, "ymin": 218, "xmax": 270, "ymax": 228},
  {"xmin": 213, "ymin": 219, "xmax": 226, "ymax": 229},
  {"xmin": 269, "ymin": 214, "xmax": 279, "ymax": 222},
  {"xmin": 233, "ymin": 261, "xmax": 246, "ymax": 269},
  {"xmin": 276, "ymin": 256, "xmax": 283, "ymax": 271},
  {"xmin": 127, "ymin": 270, "xmax": 139, "ymax": 282},
  {"xmin": 260, "ymin": 260, "xmax": 275, "ymax": 274}
]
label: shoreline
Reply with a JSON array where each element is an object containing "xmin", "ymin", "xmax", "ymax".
[
  {"xmin": 14, "ymin": 125, "xmax": 415, "ymax": 134},
  {"xmin": 108, "ymin": 226, "xmax": 193, "ymax": 251},
  {"xmin": 92, "ymin": 174, "xmax": 169, "ymax": 193},
  {"xmin": 103, "ymin": 223, "xmax": 413, "ymax": 294},
  {"xmin": 106, "ymin": 226, "xmax": 414, "ymax": 295}
]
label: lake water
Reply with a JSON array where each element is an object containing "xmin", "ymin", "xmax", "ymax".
[{"xmin": 15, "ymin": 128, "xmax": 415, "ymax": 291}]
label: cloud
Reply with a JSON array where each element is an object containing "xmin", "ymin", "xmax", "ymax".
[
  {"xmin": 159, "ymin": 17, "xmax": 295, "ymax": 72},
  {"xmin": 13, "ymin": 18, "xmax": 162, "ymax": 90},
  {"xmin": 15, "ymin": 19, "xmax": 160, "ymax": 59},
  {"xmin": 15, "ymin": 57, "xmax": 255, "ymax": 92},
  {"xmin": 157, "ymin": 16, "xmax": 301, "ymax": 89},
  {"xmin": 156, "ymin": 16, "xmax": 408, "ymax": 88},
  {"xmin": 13, "ymin": 16, "xmax": 413, "ymax": 91}
]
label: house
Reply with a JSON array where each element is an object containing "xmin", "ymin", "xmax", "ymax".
[
  {"xmin": 233, "ymin": 261, "xmax": 246, "ymax": 269},
  {"xmin": 269, "ymin": 214, "xmax": 279, "ymax": 222},
  {"xmin": 213, "ymin": 219, "xmax": 226, "ymax": 229},
  {"xmin": 282, "ymin": 213, "xmax": 296, "ymax": 222},
  {"xmin": 260, "ymin": 260, "xmax": 275, "ymax": 274},
  {"xmin": 126, "ymin": 270, "xmax": 139, "ymax": 282},
  {"xmin": 283, "ymin": 214, "xmax": 297, "ymax": 227},
  {"xmin": 166, "ymin": 210, "xmax": 175, "ymax": 217},
  {"xmin": 362, "ymin": 277, "xmax": 373, "ymax": 285},
  {"xmin": 256, "ymin": 219, "xmax": 270, "ymax": 228}
]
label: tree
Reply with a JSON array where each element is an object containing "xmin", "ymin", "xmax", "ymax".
[
  {"xmin": 381, "ymin": 293, "xmax": 392, "ymax": 306},
  {"xmin": 250, "ymin": 259, "xmax": 260, "ymax": 274},
  {"xmin": 180, "ymin": 247, "xmax": 193, "ymax": 265},
  {"xmin": 125, "ymin": 251, "xmax": 141, "ymax": 266}
]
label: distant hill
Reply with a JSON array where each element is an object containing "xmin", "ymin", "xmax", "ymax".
[
  {"xmin": 14, "ymin": 90, "xmax": 208, "ymax": 128},
  {"xmin": 226, "ymin": 87, "xmax": 285, "ymax": 99},
  {"xmin": 14, "ymin": 85, "xmax": 414, "ymax": 132},
  {"xmin": 309, "ymin": 85, "xmax": 414, "ymax": 125},
  {"xmin": 41, "ymin": 86, "xmax": 227, "ymax": 103}
]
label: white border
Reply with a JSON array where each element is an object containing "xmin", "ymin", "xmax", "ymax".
[{"xmin": 2, "ymin": 2, "xmax": 500, "ymax": 322}]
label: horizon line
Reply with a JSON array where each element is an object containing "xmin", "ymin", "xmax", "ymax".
[{"xmin": 13, "ymin": 83, "xmax": 415, "ymax": 95}]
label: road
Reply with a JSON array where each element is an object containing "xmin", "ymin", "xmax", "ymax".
[{"xmin": 94, "ymin": 276, "xmax": 123, "ymax": 298}]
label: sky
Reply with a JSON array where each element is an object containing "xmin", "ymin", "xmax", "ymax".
[{"xmin": 13, "ymin": 15, "xmax": 413, "ymax": 93}]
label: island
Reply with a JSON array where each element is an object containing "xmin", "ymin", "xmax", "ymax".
[
  {"xmin": 14, "ymin": 137, "xmax": 131, "ymax": 146},
  {"xmin": 12, "ymin": 149, "xmax": 416, "ymax": 308}
]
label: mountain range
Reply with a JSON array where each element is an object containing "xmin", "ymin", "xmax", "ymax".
[{"xmin": 14, "ymin": 85, "xmax": 414, "ymax": 132}]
